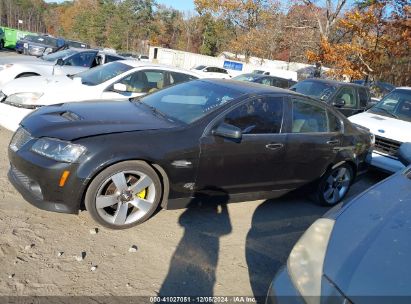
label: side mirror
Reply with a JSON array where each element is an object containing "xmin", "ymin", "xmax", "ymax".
[
  {"xmin": 113, "ymin": 83, "xmax": 127, "ymax": 92},
  {"xmin": 333, "ymin": 98, "xmax": 346, "ymax": 108},
  {"xmin": 212, "ymin": 123, "xmax": 242, "ymax": 140},
  {"xmin": 56, "ymin": 58, "xmax": 64, "ymax": 66},
  {"xmin": 398, "ymin": 143, "xmax": 411, "ymax": 167}
]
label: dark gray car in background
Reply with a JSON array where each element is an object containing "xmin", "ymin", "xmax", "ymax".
[
  {"xmin": 22, "ymin": 35, "xmax": 66, "ymax": 57},
  {"xmin": 291, "ymin": 79, "xmax": 372, "ymax": 117},
  {"xmin": 267, "ymin": 143, "xmax": 411, "ymax": 304}
]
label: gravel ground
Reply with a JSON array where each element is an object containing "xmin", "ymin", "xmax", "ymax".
[
  {"xmin": 0, "ymin": 50, "xmax": 388, "ymax": 300},
  {"xmin": 0, "ymin": 126, "xmax": 387, "ymax": 299}
]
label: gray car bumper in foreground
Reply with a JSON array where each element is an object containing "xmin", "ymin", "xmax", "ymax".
[{"xmin": 266, "ymin": 267, "xmax": 305, "ymax": 304}]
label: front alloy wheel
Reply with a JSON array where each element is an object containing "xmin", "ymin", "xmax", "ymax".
[{"xmin": 85, "ymin": 161, "xmax": 162, "ymax": 229}]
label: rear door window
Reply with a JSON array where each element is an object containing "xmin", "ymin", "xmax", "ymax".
[
  {"xmin": 169, "ymin": 72, "xmax": 198, "ymax": 85},
  {"xmin": 292, "ymin": 99, "xmax": 328, "ymax": 133},
  {"xmin": 116, "ymin": 70, "xmax": 166, "ymax": 93}
]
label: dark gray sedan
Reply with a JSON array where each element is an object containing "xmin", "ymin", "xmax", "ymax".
[
  {"xmin": 267, "ymin": 143, "xmax": 411, "ymax": 304},
  {"xmin": 291, "ymin": 79, "xmax": 372, "ymax": 117}
]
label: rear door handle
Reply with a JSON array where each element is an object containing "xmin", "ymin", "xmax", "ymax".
[
  {"xmin": 265, "ymin": 143, "xmax": 284, "ymax": 150},
  {"xmin": 326, "ymin": 140, "xmax": 340, "ymax": 145}
]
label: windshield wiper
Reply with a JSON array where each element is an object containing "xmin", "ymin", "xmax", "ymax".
[
  {"xmin": 135, "ymin": 100, "xmax": 176, "ymax": 123},
  {"xmin": 373, "ymin": 107, "xmax": 398, "ymax": 118}
]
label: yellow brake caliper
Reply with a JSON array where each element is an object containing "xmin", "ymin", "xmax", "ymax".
[{"xmin": 136, "ymin": 188, "xmax": 147, "ymax": 199}]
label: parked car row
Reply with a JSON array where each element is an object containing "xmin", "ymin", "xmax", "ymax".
[
  {"xmin": 0, "ymin": 48, "xmax": 125, "ymax": 87},
  {"xmin": 2, "ymin": 44, "xmax": 410, "ymax": 301},
  {"xmin": 7, "ymin": 79, "xmax": 373, "ymax": 230},
  {"xmin": 0, "ymin": 60, "xmax": 200, "ymax": 130},
  {"xmin": 2, "ymin": 42, "xmax": 409, "ymax": 304},
  {"xmin": 14, "ymin": 34, "xmax": 90, "ymax": 57}
]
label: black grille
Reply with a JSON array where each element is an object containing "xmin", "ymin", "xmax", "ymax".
[
  {"xmin": 10, "ymin": 166, "xmax": 43, "ymax": 199},
  {"xmin": 374, "ymin": 135, "xmax": 401, "ymax": 158},
  {"xmin": 9, "ymin": 128, "xmax": 33, "ymax": 152},
  {"xmin": 11, "ymin": 166, "xmax": 31, "ymax": 189}
]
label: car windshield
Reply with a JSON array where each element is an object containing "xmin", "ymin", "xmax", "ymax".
[
  {"xmin": 41, "ymin": 49, "xmax": 77, "ymax": 61},
  {"xmin": 194, "ymin": 65, "xmax": 206, "ymax": 70},
  {"xmin": 233, "ymin": 74, "xmax": 259, "ymax": 82},
  {"xmin": 75, "ymin": 62, "xmax": 133, "ymax": 86},
  {"xmin": 68, "ymin": 41, "xmax": 87, "ymax": 48},
  {"xmin": 34, "ymin": 36, "xmax": 58, "ymax": 47},
  {"xmin": 24, "ymin": 35, "xmax": 38, "ymax": 42},
  {"xmin": 290, "ymin": 80, "xmax": 337, "ymax": 101},
  {"xmin": 136, "ymin": 80, "xmax": 244, "ymax": 124},
  {"xmin": 369, "ymin": 89, "xmax": 411, "ymax": 122}
]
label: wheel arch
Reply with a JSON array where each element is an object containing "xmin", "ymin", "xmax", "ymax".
[
  {"xmin": 15, "ymin": 72, "xmax": 41, "ymax": 78},
  {"xmin": 79, "ymin": 158, "xmax": 170, "ymax": 211}
]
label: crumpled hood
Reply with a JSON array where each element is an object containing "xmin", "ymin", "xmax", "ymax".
[
  {"xmin": 21, "ymin": 100, "xmax": 177, "ymax": 141},
  {"xmin": 1, "ymin": 76, "xmax": 85, "ymax": 103},
  {"xmin": 324, "ymin": 169, "xmax": 411, "ymax": 299},
  {"xmin": 349, "ymin": 111, "xmax": 411, "ymax": 143}
]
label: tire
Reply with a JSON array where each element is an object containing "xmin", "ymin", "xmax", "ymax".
[
  {"xmin": 0, "ymin": 40, "xmax": 4, "ymax": 50},
  {"xmin": 16, "ymin": 73, "xmax": 39, "ymax": 78},
  {"xmin": 85, "ymin": 161, "xmax": 162, "ymax": 229},
  {"xmin": 313, "ymin": 163, "xmax": 353, "ymax": 206}
]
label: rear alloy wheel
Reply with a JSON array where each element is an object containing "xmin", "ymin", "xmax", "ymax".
[
  {"xmin": 315, "ymin": 164, "xmax": 353, "ymax": 206},
  {"xmin": 85, "ymin": 161, "xmax": 162, "ymax": 229}
]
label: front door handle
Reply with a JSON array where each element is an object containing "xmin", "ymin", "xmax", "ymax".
[
  {"xmin": 265, "ymin": 143, "xmax": 284, "ymax": 150},
  {"xmin": 326, "ymin": 140, "xmax": 340, "ymax": 145}
]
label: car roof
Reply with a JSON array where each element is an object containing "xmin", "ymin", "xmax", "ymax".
[
  {"xmin": 238, "ymin": 73, "xmax": 291, "ymax": 80},
  {"xmin": 200, "ymin": 79, "xmax": 342, "ymax": 115},
  {"xmin": 300, "ymin": 78, "xmax": 365, "ymax": 88},
  {"xmin": 396, "ymin": 87, "xmax": 411, "ymax": 91},
  {"xmin": 116, "ymin": 60, "xmax": 201, "ymax": 76},
  {"xmin": 201, "ymin": 78, "xmax": 297, "ymax": 95}
]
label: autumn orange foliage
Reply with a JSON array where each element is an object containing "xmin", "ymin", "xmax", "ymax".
[{"xmin": 307, "ymin": 3, "xmax": 410, "ymax": 83}]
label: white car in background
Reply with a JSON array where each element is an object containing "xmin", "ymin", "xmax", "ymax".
[
  {"xmin": 191, "ymin": 65, "xmax": 231, "ymax": 79},
  {"xmin": 0, "ymin": 60, "xmax": 201, "ymax": 131},
  {"xmin": 349, "ymin": 87, "xmax": 411, "ymax": 172},
  {"xmin": 0, "ymin": 49, "xmax": 125, "ymax": 87}
]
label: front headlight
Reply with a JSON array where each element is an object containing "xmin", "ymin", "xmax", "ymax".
[
  {"xmin": 44, "ymin": 47, "xmax": 53, "ymax": 54},
  {"xmin": 287, "ymin": 218, "xmax": 335, "ymax": 304},
  {"xmin": 31, "ymin": 138, "xmax": 86, "ymax": 163},
  {"xmin": 5, "ymin": 92, "xmax": 44, "ymax": 109}
]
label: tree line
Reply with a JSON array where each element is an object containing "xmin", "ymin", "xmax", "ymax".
[{"xmin": 0, "ymin": 0, "xmax": 409, "ymax": 85}]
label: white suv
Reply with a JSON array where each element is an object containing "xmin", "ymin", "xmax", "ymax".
[{"xmin": 349, "ymin": 87, "xmax": 411, "ymax": 172}]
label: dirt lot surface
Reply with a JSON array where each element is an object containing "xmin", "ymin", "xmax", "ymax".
[
  {"xmin": 0, "ymin": 50, "xmax": 387, "ymax": 300},
  {"xmin": 0, "ymin": 126, "xmax": 387, "ymax": 300}
]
